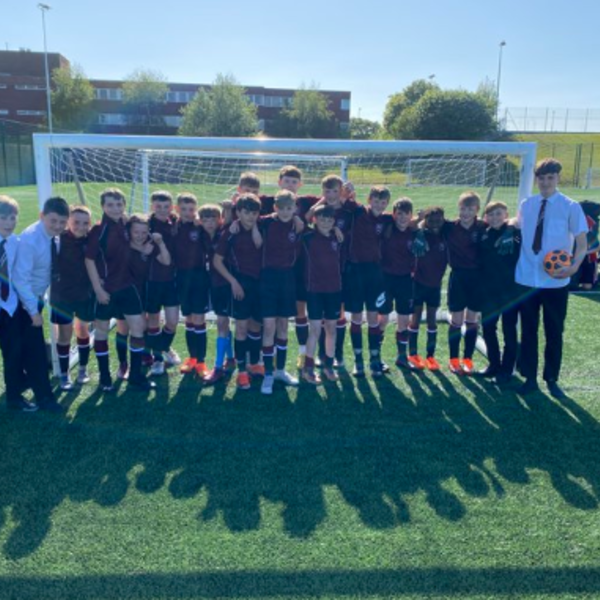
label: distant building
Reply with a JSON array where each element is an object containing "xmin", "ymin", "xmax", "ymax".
[{"xmin": 0, "ymin": 50, "xmax": 351, "ymax": 135}]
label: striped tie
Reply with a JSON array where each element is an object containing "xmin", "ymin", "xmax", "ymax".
[{"xmin": 0, "ymin": 240, "xmax": 9, "ymax": 301}]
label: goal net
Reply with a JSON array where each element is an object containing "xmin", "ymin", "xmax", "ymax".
[
  {"xmin": 585, "ymin": 167, "xmax": 600, "ymax": 190},
  {"xmin": 35, "ymin": 136, "xmax": 537, "ymax": 217}
]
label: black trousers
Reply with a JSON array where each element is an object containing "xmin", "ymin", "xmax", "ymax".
[
  {"xmin": 0, "ymin": 308, "xmax": 25, "ymax": 404},
  {"xmin": 518, "ymin": 285, "xmax": 569, "ymax": 382},
  {"xmin": 482, "ymin": 302, "xmax": 519, "ymax": 376},
  {"xmin": 18, "ymin": 304, "xmax": 54, "ymax": 401}
]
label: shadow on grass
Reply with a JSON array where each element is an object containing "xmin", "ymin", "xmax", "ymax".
[
  {"xmin": 3, "ymin": 567, "xmax": 600, "ymax": 599},
  {"xmin": 1, "ymin": 362, "xmax": 600, "ymax": 559}
]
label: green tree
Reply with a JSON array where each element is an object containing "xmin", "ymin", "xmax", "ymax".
[
  {"xmin": 349, "ymin": 117, "xmax": 382, "ymax": 140},
  {"xmin": 51, "ymin": 64, "xmax": 95, "ymax": 131},
  {"xmin": 122, "ymin": 69, "xmax": 169, "ymax": 132},
  {"xmin": 178, "ymin": 74, "xmax": 257, "ymax": 137},
  {"xmin": 383, "ymin": 79, "xmax": 439, "ymax": 138},
  {"xmin": 274, "ymin": 86, "xmax": 337, "ymax": 138},
  {"xmin": 395, "ymin": 89, "xmax": 498, "ymax": 140}
]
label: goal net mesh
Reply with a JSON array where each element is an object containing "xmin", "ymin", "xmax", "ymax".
[{"xmin": 47, "ymin": 147, "xmax": 523, "ymax": 214}]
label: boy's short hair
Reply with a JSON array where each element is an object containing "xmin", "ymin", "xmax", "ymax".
[
  {"xmin": 393, "ymin": 197, "xmax": 413, "ymax": 214},
  {"xmin": 126, "ymin": 213, "xmax": 149, "ymax": 232},
  {"xmin": 279, "ymin": 165, "xmax": 303, "ymax": 180},
  {"xmin": 150, "ymin": 190, "xmax": 173, "ymax": 204},
  {"xmin": 369, "ymin": 185, "xmax": 391, "ymax": 202},
  {"xmin": 313, "ymin": 204, "xmax": 336, "ymax": 220},
  {"xmin": 422, "ymin": 206, "xmax": 445, "ymax": 221},
  {"xmin": 43, "ymin": 196, "xmax": 70, "ymax": 217},
  {"xmin": 0, "ymin": 195, "xmax": 19, "ymax": 216},
  {"xmin": 177, "ymin": 192, "xmax": 198, "ymax": 206},
  {"xmin": 484, "ymin": 201, "xmax": 508, "ymax": 215},
  {"xmin": 199, "ymin": 204, "xmax": 222, "ymax": 219},
  {"xmin": 458, "ymin": 191, "xmax": 481, "ymax": 209},
  {"xmin": 100, "ymin": 187, "xmax": 125, "ymax": 206},
  {"xmin": 70, "ymin": 205, "xmax": 92, "ymax": 217},
  {"xmin": 236, "ymin": 193, "xmax": 261, "ymax": 214},
  {"xmin": 321, "ymin": 174, "xmax": 343, "ymax": 190},
  {"xmin": 275, "ymin": 190, "xmax": 296, "ymax": 209},
  {"xmin": 239, "ymin": 172, "xmax": 261, "ymax": 190},
  {"xmin": 534, "ymin": 158, "xmax": 562, "ymax": 177}
]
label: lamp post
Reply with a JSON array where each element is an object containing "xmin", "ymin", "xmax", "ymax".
[
  {"xmin": 496, "ymin": 40, "xmax": 506, "ymax": 124},
  {"xmin": 38, "ymin": 3, "xmax": 53, "ymax": 133}
]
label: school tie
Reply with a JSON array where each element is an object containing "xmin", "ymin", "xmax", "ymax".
[
  {"xmin": 0, "ymin": 240, "xmax": 9, "ymax": 301},
  {"xmin": 51, "ymin": 236, "xmax": 60, "ymax": 283},
  {"xmin": 532, "ymin": 198, "xmax": 547, "ymax": 255}
]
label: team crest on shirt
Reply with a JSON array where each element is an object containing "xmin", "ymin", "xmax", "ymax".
[
  {"xmin": 288, "ymin": 231, "xmax": 297, "ymax": 242},
  {"xmin": 375, "ymin": 223, "xmax": 384, "ymax": 235},
  {"xmin": 439, "ymin": 242, "xmax": 446, "ymax": 251},
  {"xmin": 331, "ymin": 241, "xmax": 338, "ymax": 251},
  {"xmin": 189, "ymin": 230, "xmax": 199, "ymax": 242},
  {"xmin": 336, "ymin": 218, "xmax": 345, "ymax": 229}
]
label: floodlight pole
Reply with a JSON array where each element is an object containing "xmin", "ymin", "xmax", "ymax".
[
  {"xmin": 38, "ymin": 3, "xmax": 53, "ymax": 133},
  {"xmin": 496, "ymin": 41, "xmax": 506, "ymax": 125}
]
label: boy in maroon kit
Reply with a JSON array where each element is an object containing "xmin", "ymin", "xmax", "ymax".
[
  {"xmin": 303, "ymin": 175, "xmax": 353, "ymax": 369},
  {"xmin": 213, "ymin": 194, "xmax": 263, "ymax": 390},
  {"xmin": 201, "ymin": 205, "xmax": 237, "ymax": 385},
  {"xmin": 341, "ymin": 185, "xmax": 393, "ymax": 378},
  {"xmin": 302, "ymin": 204, "xmax": 343, "ymax": 385},
  {"xmin": 114, "ymin": 214, "xmax": 172, "ymax": 379},
  {"xmin": 146, "ymin": 190, "xmax": 180, "ymax": 376},
  {"xmin": 379, "ymin": 198, "xmax": 416, "ymax": 369},
  {"xmin": 85, "ymin": 188, "xmax": 155, "ymax": 392},
  {"xmin": 407, "ymin": 207, "xmax": 448, "ymax": 370},
  {"xmin": 173, "ymin": 193, "xmax": 210, "ymax": 378},
  {"xmin": 258, "ymin": 190, "xmax": 302, "ymax": 395},
  {"xmin": 50, "ymin": 205, "xmax": 95, "ymax": 390}
]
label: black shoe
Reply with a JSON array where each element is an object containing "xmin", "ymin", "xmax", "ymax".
[
  {"xmin": 7, "ymin": 397, "xmax": 38, "ymax": 412},
  {"xmin": 495, "ymin": 372, "xmax": 512, "ymax": 386},
  {"xmin": 38, "ymin": 397, "xmax": 65, "ymax": 413},
  {"xmin": 395, "ymin": 355, "xmax": 410, "ymax": 369},
  {"xmin": 478, "ymin": 365, "xmax": 499, "ymax": 378},
  {"xmin": 129, "ymin": 377, "xmax": 157, "ymax": 391},
  {"xmin": 370, "ymin": 362, "xmax": 383, "ymax": 378},
  {"xmin": 352, "ymin": 362, "xmax": 365, "ymax": 378},
  {"xmin": 547, "ymin": 380, "xmax": 566, "ymax": 399},
  {"xmin": 517, "ymin": 378, "xmax": 539, "ymax": 395}
]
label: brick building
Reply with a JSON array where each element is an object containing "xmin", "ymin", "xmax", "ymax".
[{"xmin": 0, "ymin": 50, "xmax": 351, "ymax": 135}]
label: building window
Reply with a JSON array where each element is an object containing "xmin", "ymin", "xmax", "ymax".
[
  {"xmin": 95, "ymin": 88, "xmax": 122, "ymax": 101},
  {"xmin": 341, "ymin": 99, "xmax": 350, "ymax": 111},
  {"xmin": 15, "ymin": 84, "xmax": 46, "ymax": 91},
  {"xmin": 340, "ymin": 121, "xmax": 350, "ymax": 131},
  {"xmin": 98, "ymin": 113, "xmax": 127, "ymax": 125},
  {"xmin": 163, "ymin": 115, "xmax": 183, "ymax": 127},
  {"xmin": 17, "ymin": 110, "xmax": 46, "ymax": 116},
  {"xmin": 0, "ymin": 109, "xmax": 9, "ymax": 115},
  {"xmin": 0, "ymin": 84, "xmax": 7, "ymax": 90}
]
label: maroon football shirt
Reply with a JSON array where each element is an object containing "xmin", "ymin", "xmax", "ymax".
[
  {"xmin": 129, "ymin": 245, "xmax": 160, "ymax": 295},
  {"xmin": 86, "ymin": 215, "xmax": 134, "ymax": 293},
  {"xmin": 204, "ymin": 227, "xmax": 228, "ymax": 288},
  {"xmin": 381, "ymin": 226, "xmax": 415, "ymax": 276},
  {"xmin": 51, "ymin": 230, "xmax": 92, "ymax": 303},
  {"xmin": 215, "ymin": 225, "xmax": 262, "ymax": 280},
  {"xmin": 303, "ymin": 228, "xmax": 342, "ymax": 293},
  {"xmin": 260, "ymin": 216, "xmax": 301, "ymax": 270},
  {"xmin": 148, "ymin": 214, "xmax": 178, "ymax": 281},
  {"xmin": 414, "ymin": 230, "xmax": 448, "ymax": 288},
  {"xmin": 174, "ymin": 220, "xmax": 204, "ymax": 270},
  {"xmin": 443, "ymin": 219, "xmax": 486, "ymax": 270},
  {"xmin": 343, "ymin": 199, "xmax": 393, "ymax": 263}
]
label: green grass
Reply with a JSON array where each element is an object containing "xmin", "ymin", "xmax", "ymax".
[{"xmin": 1, "ymin": 294, "xmax": 600, "ymax": 599}]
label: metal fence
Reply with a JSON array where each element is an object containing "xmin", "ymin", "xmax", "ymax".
[
  {"xmin": 503, "ymin": 108, "xmax": 600, "ymax": 133},
  {"xmin": 0, "ymin": 119, "xmax": 43, "ymax": 187}
]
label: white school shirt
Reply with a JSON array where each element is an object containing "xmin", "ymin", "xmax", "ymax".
[
  {"xmin": 12, "ymin": 220, "xmax": 55, "ymax": 316},
  {"xmin": 516, "ymin": 190, "xmax": 588, "ymax": 289},
  {"xmin": 0, "ymin": 233, "xmax": 20, "ymax": 317}
]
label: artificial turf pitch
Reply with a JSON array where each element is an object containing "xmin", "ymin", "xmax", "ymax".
[{"xmin": 1, "ymin": 293, "xmax": 600, "ymax": 600}]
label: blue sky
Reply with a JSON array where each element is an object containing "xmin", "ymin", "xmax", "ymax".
[{"xmin": 4, "ymin": 0, "xmax": 600, "ymax": 122}]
